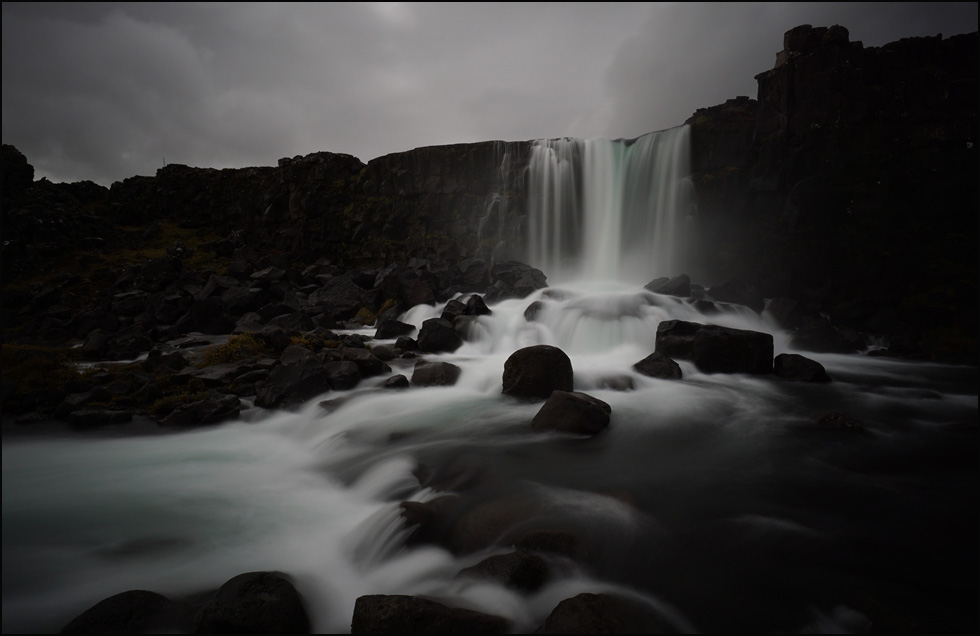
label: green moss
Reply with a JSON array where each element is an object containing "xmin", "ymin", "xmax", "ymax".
[
  {"xmin": 1, "ymin": 344, "xmax": 80, "ymax": 391},
  {"xmin": 195, "ymin": 333, "xmax": 266, "ymax": 368}
]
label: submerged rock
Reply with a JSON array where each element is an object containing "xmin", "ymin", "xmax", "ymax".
[
  {"xmin": 773, "ymin": 353, "xmax": 832, "ymax": 382},
  {"xmin": 632, "ymin": 352, "xmax": 683, "ymax": 379},
  {"xmin": 456, "ymin": 550, "xmax": 549, "ymax": 593},
  {"xmin": 538, "ymin": 592, "xmax": 675, "ymax": 634},
  {"xmin": 411, "ymin": 360, "xmax": 462, "ymax": 387},
  {"xmin": 501, "ymin": 345, "xmax": 573, "ymax": 399},
  {"xmin": 656, "ymin": 320, "xmax": 773, "ymax": 374},
  {"xmin": 351, "ymin": 594, "xmax": 509, "ymax": 634},
  {"xmin": 530, "ymin": 391, "xmax": 611, "ymax": 436}
]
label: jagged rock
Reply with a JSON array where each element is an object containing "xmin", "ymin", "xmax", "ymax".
[
  {"xmin": 773, "ymin": 353, "xmax": 832, "ymax": 382},
  {"xmin": 197, "ymin": 571, "xmax": 310, "ymax": 634},
  {"xmin": 375, "ymin": 320, "xmax": 415, "ymax": 340},
  {"xmin": 159, "ymin": 393, "xmax": 241, "ymax": 428},
  {"xmin": 484, "ymin": 261, "xmax": 548, "ymax": 303},
  {"xmin": 632, "ymin": 352, "xmax": 683, "ymax": 379},
  {"xmin": 440, "ymin": 298, "xmax": 467, "ymax": 322},
  {"xmin": 502, "ymin": 345, "xmax": 573, "ymax": 399},
  {"xmin": 255, "ymin": 360, "xmax": 338, "ymax": 408},
  {"xmin": 464, "ymin": 294, "xmax": 492, "ymax": 316},
  {"xmin": 411, "ymin": 360, "xmax": 462, "ymax": 387},
  {"xmin": 656, "ymin": 320, "xmax": 773, "ymax": 374},
  {"xmin": 351, "ymin": 594, "xmax": 508, "ymax": 634},
  {"xmin": 530, "ymin": 391, "xmax": 611, "ymax": 436},
  {"xmin": 379, "ymin": 265, "xmax": 437, "ymax": 308},
  {"xmin": 341, "ymin": 347, "xmax": 391, "ymax": 377},
  {"xmin": 417, "ymin": 318, "xmax": 463, "ymax": 353}
]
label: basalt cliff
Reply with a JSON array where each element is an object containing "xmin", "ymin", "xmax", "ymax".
[{"xmin": 3, "ymin": 25, "xmax": 977, "ymax": 371}]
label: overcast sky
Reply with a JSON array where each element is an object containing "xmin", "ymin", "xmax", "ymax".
[{"xmin": 3, "ymin": 2, "xmax": 976, "ymax": 186}]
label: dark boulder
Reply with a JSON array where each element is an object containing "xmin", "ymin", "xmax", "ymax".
[
  {"xmin": 411, "ymin": 360, "xmax": 462, "ymax": 387},
  {"xmin": 530, "ymin": 391, "xmax": 611, "ymax": 436},
  {"xmin": 375, "ymin": 320, "xmax": 415, "ymax": 340},
  {"xmin": 464, "ymin": 294, "xmax": 492, "ymax": 316},
  {"xmin": 382, "ymin": 374, "xmax": 410, "ymax": 389},
  {"xmin": 255, "ymin": 361, "xmax": 337, "ymax": 408},
  {"xmin": 417, "ymin": 318, "xmax": 463, "ymax": 353},
  {"xmin": 351, "ymin": 594, "xmax": 508, "ymax": 634},
  {"xmin": 632, "ymin": 352, "xmax": 683, "ymax": 379},
  {"xmin": 323, "ymin": 360, "xmax": 363, "ymax": 391},
  {"xmin": 341, "ymin": 347, "xmax": 391, "ymax": 377},
  {"xmin": 158, "ymin": 393, "xmax": 241, "ymax": 428},
  {"xmin": 484, "ymin": 261, "xmax": 548, "ymax": 303},
  {"xmin": 197, "ymin": 571, "xmax": 310, "ymax": 634},
  {"xmin": 501, "ymin": 345, "xmax": 573, "ymax": 399},
  {"xmin": 656, "ymin": 320, "xmax": 773, "ymax": 374},
  {"xmin": 61, "ymin": 590, "xmax": 196, "ymax": 634},
  {"xmin": 644, "ymin": 274, "xmax": 691, "ymax": 297},
  {"xmin": 537, "ymin": 592, "xmax": 675, "ymax": 634},
  {"xmin": 773, "ymin": 353, "xmax": 832, "ymax": 382},
  {"xmin": 456, "ymin": 550, "xmax": 549, "ymax": 593}
]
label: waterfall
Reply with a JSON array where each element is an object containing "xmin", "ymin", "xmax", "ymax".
[{"xmin": 527, "ymin": 126, "xmax": 694, "ymax": 284}]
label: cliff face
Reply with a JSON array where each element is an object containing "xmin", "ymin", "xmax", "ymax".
[
  {"xmin": 2, "ymin": 25, "xmax": 976, "ymax": 359},
  {"xmin": 687, "ymin": 26, "xmax": 977, "ymax": 357}
]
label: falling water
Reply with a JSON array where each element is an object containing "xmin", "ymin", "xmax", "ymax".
[{"xmin": 527, "ymin": 127, "xmax": 694, "ymax": 284}]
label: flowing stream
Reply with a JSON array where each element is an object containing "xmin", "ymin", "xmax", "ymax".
[{"xmin": 2, "ymin": 130, "xmax": 977, "ymax": 633}]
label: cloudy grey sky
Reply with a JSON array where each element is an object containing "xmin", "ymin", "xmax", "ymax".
[{"xmin": 3, "ymin": 2, "xmax": 977, "ymax": 186}]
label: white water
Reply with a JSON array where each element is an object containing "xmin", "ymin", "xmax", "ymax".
[
  {"xmin": 3, "ymin": 287, "xmax": 977, "ymax": 633},
  {"xmin": 3, "ymin": 129, "xmax": 977, "ymax": 633},
  {"xmin": 527, "ymin": 128, "xmax": 694, "ymax": 284}
]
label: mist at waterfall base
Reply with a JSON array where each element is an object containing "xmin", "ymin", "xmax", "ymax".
[{"xmin": 3, "ymin": 130, "xmax": 977, "ymax": 634}]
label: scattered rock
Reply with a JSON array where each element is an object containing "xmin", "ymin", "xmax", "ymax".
[
  {"xmin": 197, "ymin": 571, "xmax": 310, "ymax": 634},
  {"xmin": 530, "ymin": 391, "xmax": 611, "ymax": 436},
  {"xmin": 501, "ymin": 345, "xmax": 573, "ymax": 399},
  {"xmin": 411, "ymin": 360, "xmax": 462, "ymax": 387},
  {"xmin": 656, "ymin": 320, "xmax": 773, "ymax": 374}
]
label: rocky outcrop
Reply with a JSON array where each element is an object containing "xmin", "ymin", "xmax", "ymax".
[
  {"xmin": 656, "ymin": 320, "xmax": 774, "ymax": 374},
  {"xmin": 688, "ymin": 26, "xmax": 977, "ymax": 362}
]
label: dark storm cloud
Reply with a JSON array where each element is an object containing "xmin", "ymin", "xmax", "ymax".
[{"xmin": 2, "ymin": 2, "xmax": 976, "ymax": 185}]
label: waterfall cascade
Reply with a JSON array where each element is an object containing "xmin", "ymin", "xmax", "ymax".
[{"xmin": 527, "ymin": 126, "xmax": 694, "ymax": 284}]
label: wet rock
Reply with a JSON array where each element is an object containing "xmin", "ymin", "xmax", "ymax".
[
  {"xmin": 159, "ymin": 393, "xmax": 241, "ymax": 428},
  {"xmin": 197, "ymin": 571, "xmax": 310, "ymax": 634},
  {"xmin": 530, "ymin": 391, "xmax": 611, "ymax": 436},
  {"xmin": 375, "ymin": 319, "xmax": 415, "ymax": 340},
  {"xmin": 773, "ymin": 353, "xmax": 832, "ymax": 382},
  {"xmin": 708, "ymin": 278, "xmax": 765, "ymax": 313},
  {"xmin": 411, "ymin": 360, "xmax": 462, "ymax": 387},
  {"xmin": 255, "ymin": 361, "xmax": 339, "ymax": 408},
  {"xmin": 341, "ymin": 346, "xmax": 391, "ymax": 377},
  {"xmin": 523, "ymin": 300, "xmax": 546, "ymax": 322},
  {"xmin": 382, "ymin": 374, "xmax": 410, "ymax": 389},
  {"xmin": 417, "ymin": 318, "xmax": 463, "ymax": 353},
  {"xmin": 456, "ymin": 550, "xmax": 549, "ymax": 593},
  {"xmin": 464, "ymin": 294, "xmax": 492, "ymax": 316},
  {"xmin": 815, "ymin": 411, "xmax": 864, "ymax": 431},
  {"xmin": 501, "ymin": 345, "xmax": 573, "ymax": 399},
  {"xmin": 351, "ymin": 594, "xmax": 508, "ymax": 634},
  {"xmin": 632, "ymin": 352, "xmax": 683, "ymax": 380},
  {"xmin": 656, "ymin": 320, "xmax": 773, "ymax": 374},
  {"xmin": 644, "ymin": 274, "xmax": 691, "ymax": 297},
  {"xmin": 538, "ymin": 592, "xmax": 675, "ymax": 634},
  {"xmin": 61, "ymin": 590, "xmax": 196, "ymax": 634}
]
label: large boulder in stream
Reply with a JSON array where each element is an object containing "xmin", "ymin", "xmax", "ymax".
[
  {"xmin": 530, "ymin": 390, "xmax": 611, "ymax": 436},
  {"xmin": 538, "ymin": 592, "xmax": 676, "ymax": 634},
  {"xmin": 351, "ymin": 594, "xmax": 509, "ymax": 634},
  {"xmin": 417, "ymin": 318, "xmax": 463, "ymax": 353},
  {"xmin": 411, "ymin": 360, "xmax": 462, "ymax": 387},
  {"xmin": 773, "ymin": 353, "xmax": 832, "ymax": 382},
  {"xmin": 501, "ymin": 345, "xmax": 573, "ymax": 399},
  {"xmin": 197, "ymin": 571, "xmax": 310, "ymax": 634},
  {"xmin": 655, "ymin": 320, "xmax": 773, "ymax": 374},
  {"xmin": 632, "ymin": 352, "xmax": 683, "ymax": 379}
]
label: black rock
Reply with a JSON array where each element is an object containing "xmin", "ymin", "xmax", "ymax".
[
  {"xmin": 197, "ymin": 571, "xmax": 310, "ymax": 634},
  {"xmin": 501, "ymin": 345, "xmax": 573, "ymax": 399},
  {"xmin": 656, "ymin": 320, "xmax": 773, "ymax": 374},
  {"xmin": 411, "ymin": 360, "xmax": 462, "ymax": 387},
  {"xmin": 632, "ymin": 352, "xmax": 683, "ymax": 379},
  {"xmin": 530, "ymin": 391, "xmax": 611, "ymax": 436},
  {"xmin": 773, "ymin": 353, "xmax": 832, "ymax": 382},
  {"xmin": 417, "ymin": 318, "xmax": 463, "ymax": 353}
]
